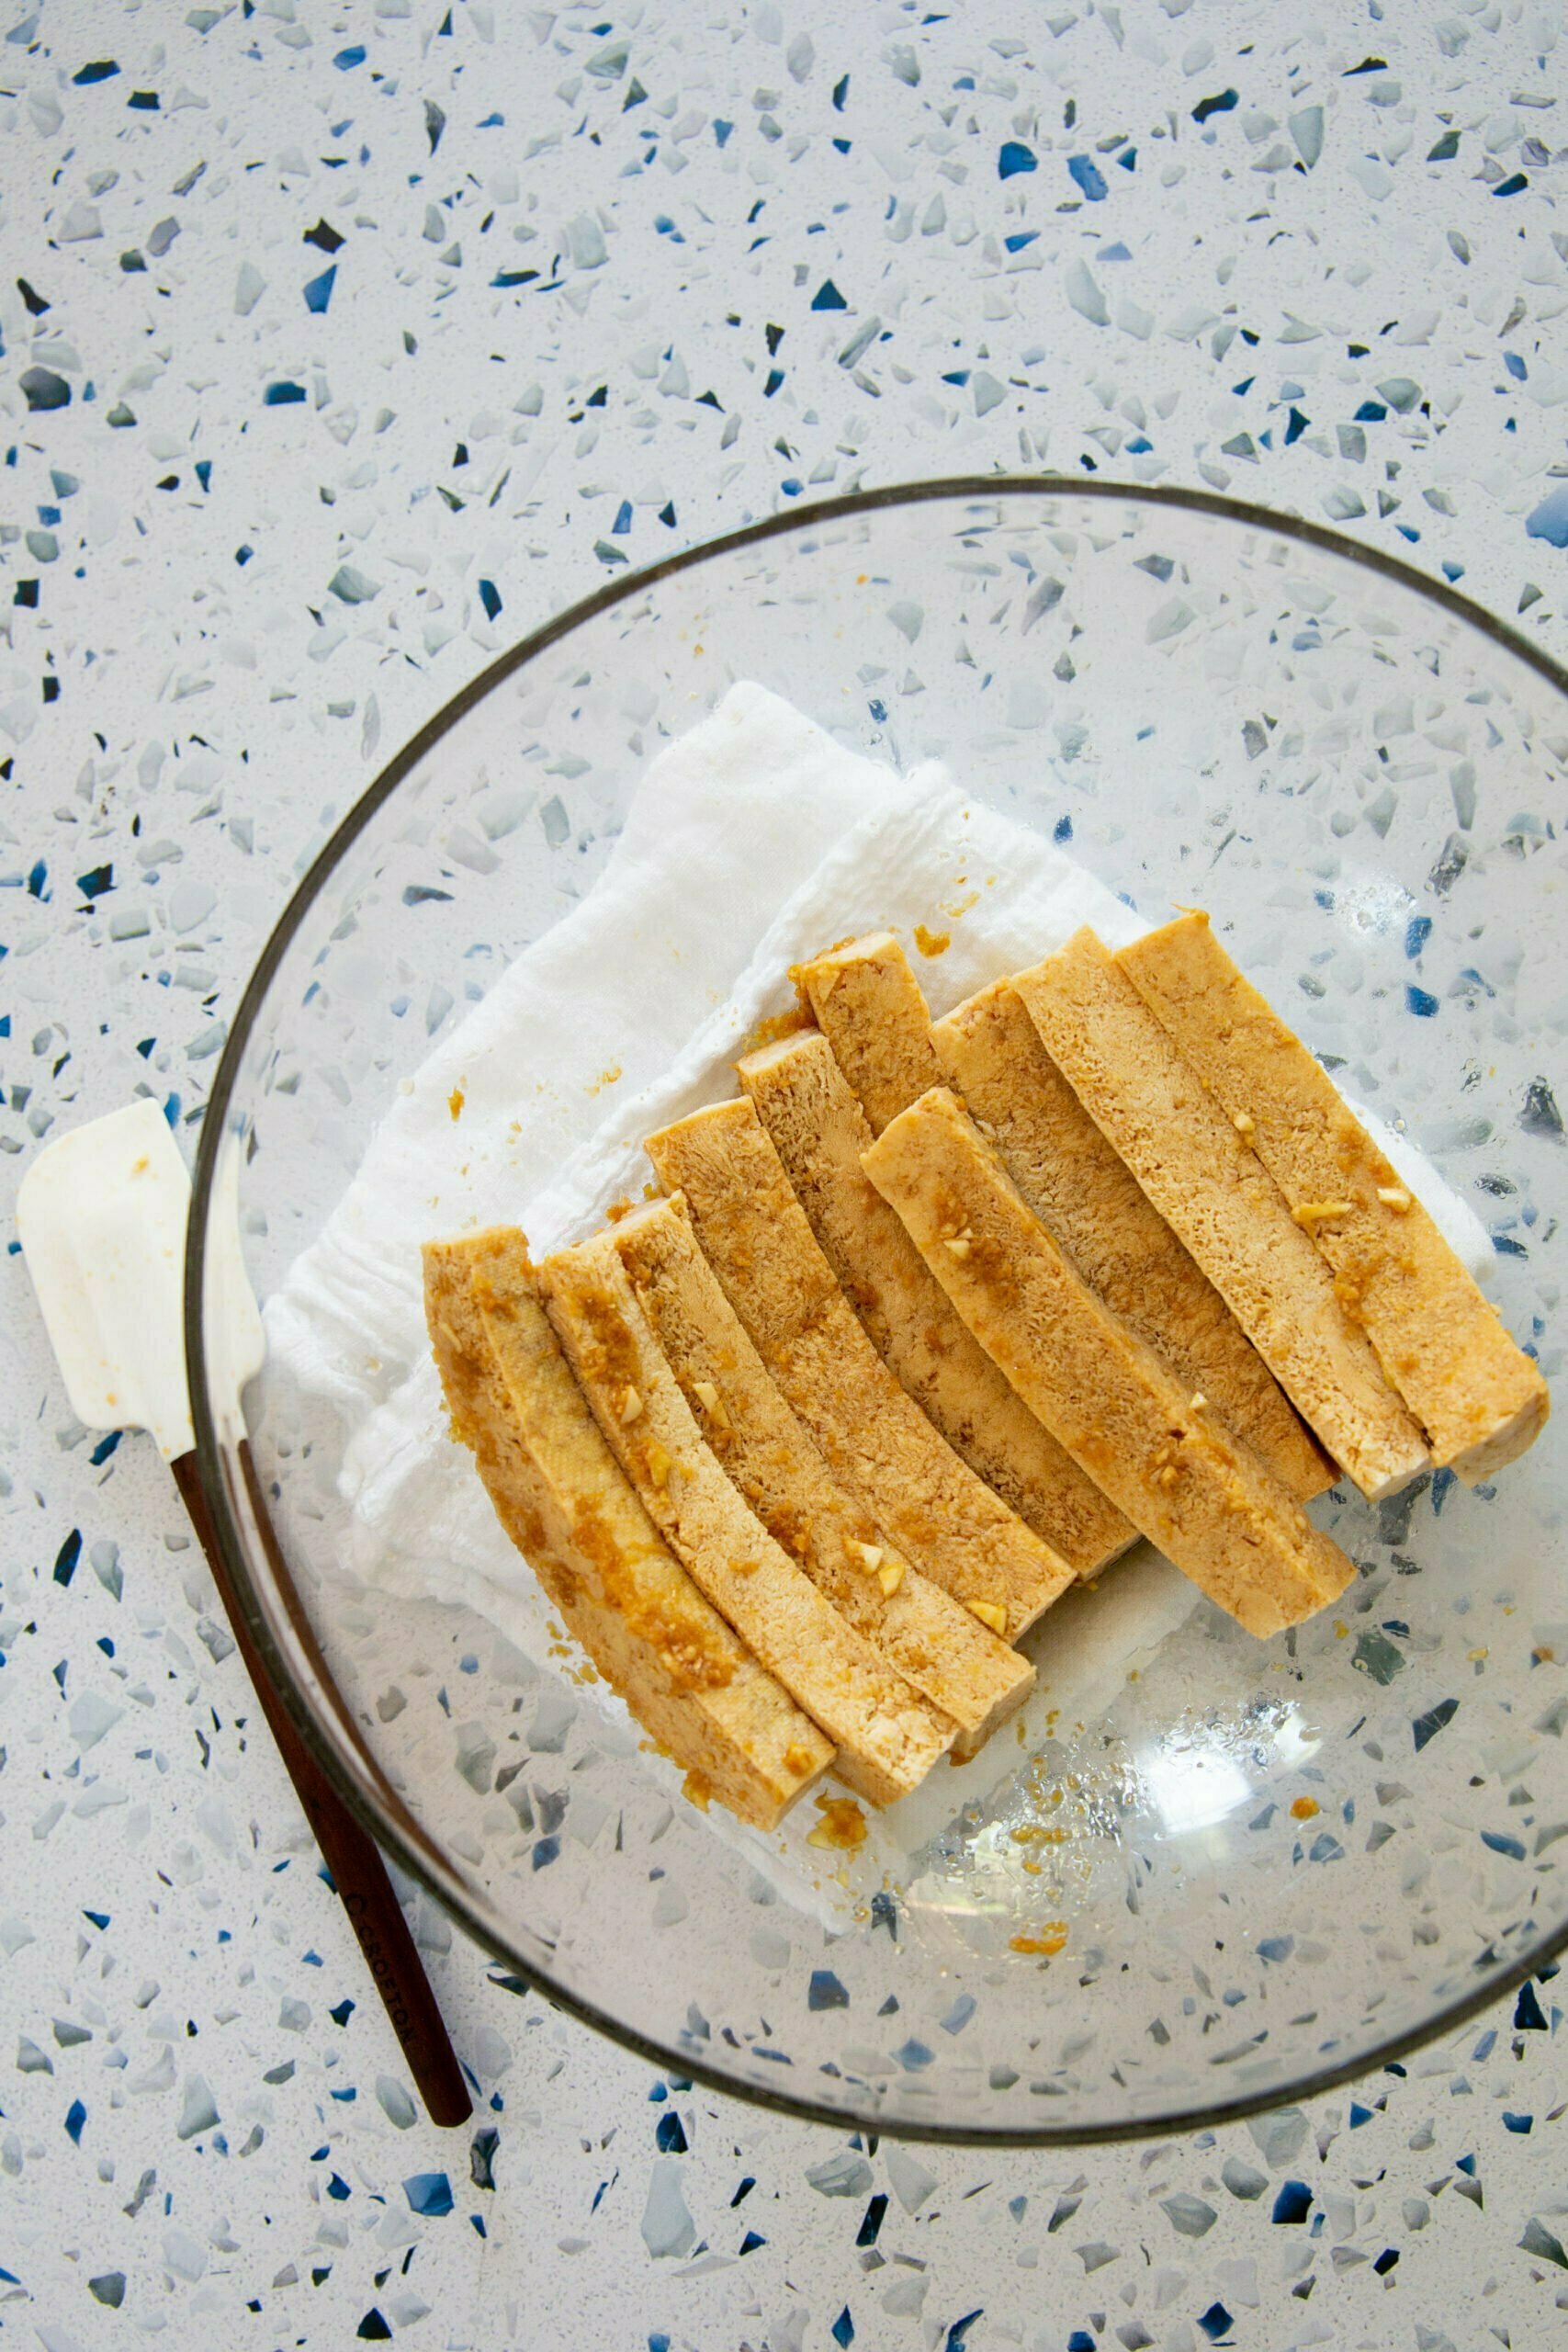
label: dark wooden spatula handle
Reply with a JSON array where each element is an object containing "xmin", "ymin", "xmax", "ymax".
[{"xmin": 170, "ymin": 1451, "xmax": 472, "ymax": 2128}]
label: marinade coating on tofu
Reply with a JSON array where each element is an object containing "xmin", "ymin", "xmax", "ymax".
[
  {"xmin": 862, "ymin": 1091, "xmax": 1357, "ymax": 1639},
  {"xmin": 612, "ymin": 1192, "xmax": 1035, "ymax": 1761},
  {"xmin": 799, "ymin": 929, "xmax": 1325, "ymax": 1502},
  {"xmin": 541, "ymin": 1228, "xmax": 957, "ymax": 1806},
  {"xmin": 644, "ymin": 1097, "xmax": 1077, "ymax": 1642},
  {"xmin": 423, "ymin": 1230, "xmax": 831, "ymax": 1830},
  {"xmin": 1118, "ymin": 910, "xmax": 1549, "ymax": 1485},
  {"xmin": 1015, "ymin": 930, "xmax": 1429, "ymax": 1503},
  {"xmin": 738, "ymin": 1026, "xmax": 1134, "ymax": 1577},
  {"xmin": 933, "ymin": 977, "xmax": 1331, "ymax": 1502}
]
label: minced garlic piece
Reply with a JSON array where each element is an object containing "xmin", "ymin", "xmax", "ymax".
[
  {"xmin": 1233, "ymin": 1111, "xmax": 1255, "ymax": 1136},
  {"xmin": 1377, "ymin": 1185, "xmax": 1412, "ymax": 1213},
  {"xmin": 845, "ymin": 1538, "xmax": 884, "ymax": 1574},
  {"xmin": 969, "ymin": 1599, "xmax": 1009, "ymax": 1636},
  {"xmin": 619, "ymin": 1385, "xmax": 644, "ymax": 1423},
  {"xmin": 1292, "ymin": 1199, "xmax": 1355, "ymax": 1228},
  {"xmin": 876, "ymin": 1558, "xmax": 904, "ymax": 1599},
  {"xmin": 692, "ymin": 1378, "xmax": 730, "ymax": 1428},
  {"xmin": 943, "ymin": 1233, "xmax": 973, "ymax": 1260},
  {"xmin": 1190, "ymin": 1393, "xmax": 1208, "ymax": 1412}
]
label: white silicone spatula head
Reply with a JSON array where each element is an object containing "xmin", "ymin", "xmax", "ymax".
[{"xmin": 17, "ymin": 1098, "xmax": 264, "ymax": 1458}]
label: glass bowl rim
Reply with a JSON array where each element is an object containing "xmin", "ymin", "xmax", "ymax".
[{"xmin": 186, "ymin": 474, "xmax": 1568, "ymax": 2146}]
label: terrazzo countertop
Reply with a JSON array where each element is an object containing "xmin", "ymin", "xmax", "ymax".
[{"xmin": 4, "ymin": 2, "xmax": 1567, "ymax": 2346}]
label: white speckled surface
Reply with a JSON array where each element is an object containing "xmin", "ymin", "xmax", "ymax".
[{"xmin": 3, "ymin": 3, "xmax": 1566, "ymax": 2345}]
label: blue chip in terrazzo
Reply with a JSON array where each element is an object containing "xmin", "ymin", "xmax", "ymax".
[
  {"xmin": 403, "ymin": 2171, "xmax": 454, "ymax": 2218},
  {"xmin": 1413, "ymin": 1698, "xmax": 1460, "ymax": 1750},
  {"xmin": 1514, "ymin": 1980, "xmax": 1549, "ymax": 2030},
  {"xmin": 1067, "ymin": 156, "xmax": 1108, "ymax": 202}
]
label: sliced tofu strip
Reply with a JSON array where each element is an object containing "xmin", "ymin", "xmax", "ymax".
[
  {"xmin": 796, "ymin": 929, "xmax": 946, "ymax": 1137},
  {"xmin": 1118, "ymin": 911, "xmax": 1550, "ymax": 1484},
  {"xmin": 645, "ymin": 1098, "xmax": 1076, "ymax": 1641},
  {"xmin": 423, "ymin": 1231, "xmax": 831, "ymax": 1831},
  {"xmin": 862, "ymin": 1091, "xmax": 1356, "ymax": 1637},
  {"xmin": 1014, "ymin": 931, "xmax": 1429, "ymax": 1503},
  {"xmin": 540, "ymin": 1229, "xmax": 956, "ymax": 1806},
  {"xmin": 738, "ymin": 1027, "xmax": 1134, "ymax": 1577},
  {"xmin": 933, "ymin": 978, "xmax": 1333, "ymax": 1502},
  {"xmin": 612, "ymin": 1192, "xmax": 1034, "ymax": 1760}
]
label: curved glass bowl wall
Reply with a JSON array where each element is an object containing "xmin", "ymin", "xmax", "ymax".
[{"xmin": 188, "ymin": 483, "xmax": 1568, "ymax": 2143}]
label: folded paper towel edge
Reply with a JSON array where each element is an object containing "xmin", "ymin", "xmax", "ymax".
[{"xmin": 265, "ymin": 681, "xmax": 915, "ymax": 1412}]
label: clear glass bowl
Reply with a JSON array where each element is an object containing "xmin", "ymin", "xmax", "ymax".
[{"xmin": 187, "ymin": 481, "xmax": 1567, "ymax": 2144}]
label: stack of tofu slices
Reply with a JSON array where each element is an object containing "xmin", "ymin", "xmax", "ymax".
[{"xmin": 426, "ymin": 912, "xmax": 1548, "ymax": 1833}]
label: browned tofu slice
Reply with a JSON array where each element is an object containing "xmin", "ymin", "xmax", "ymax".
[
  {"xmin": 737, "ymin": 1028, "xmax": 1134, "ymax": 1577},
  {"xmin": 1014, "ymin": 931, "xmax": 1429, "ymax": 1502},
  {"xmin": 1118, "ymin": 910, "xmax": 1550, "ymax": 1484},
  {"xmin": 862, "ymin": 1091, "xmax": 1356, "ymax": 1637},
  {"xmin": 612, "ymin": 1192, "xmax": 1035, "ymax": 1761},
  {"xmin": 933, "ymin": 978, "xmax": 1332, "ymax": 1502},
  {"xmin": 423, "ymin": 1230, "xmax": 831, "ymax": 1830},
  {"xmin": 644, "ymin": 1098, "xmax": 1077, "ymax": 1641},
  {"xmin": 795, "ymin": 930, "xmax": 946, "ymax": 1137},
  {"xmin": 540, "ymin": 1229, "xmax": 957, "ymax": 1805}
]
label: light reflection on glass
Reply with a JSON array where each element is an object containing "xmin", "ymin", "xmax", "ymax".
[
  {"xmin": 1140, "ymin": 1744, "xmax": 1254, "ymax": 1836},
  {"xmin": 1331, "ymin": 865, "xmax": 1417, "ymax": 940},
  {"xmin": 1138, "ymin": 1706, "xmax": 1319, "ymax": 1837}
]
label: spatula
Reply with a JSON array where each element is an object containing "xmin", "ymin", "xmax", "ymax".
[{"xmin": 17, "ymin": 1099, "xmax": 471, "ymax": 2129}]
